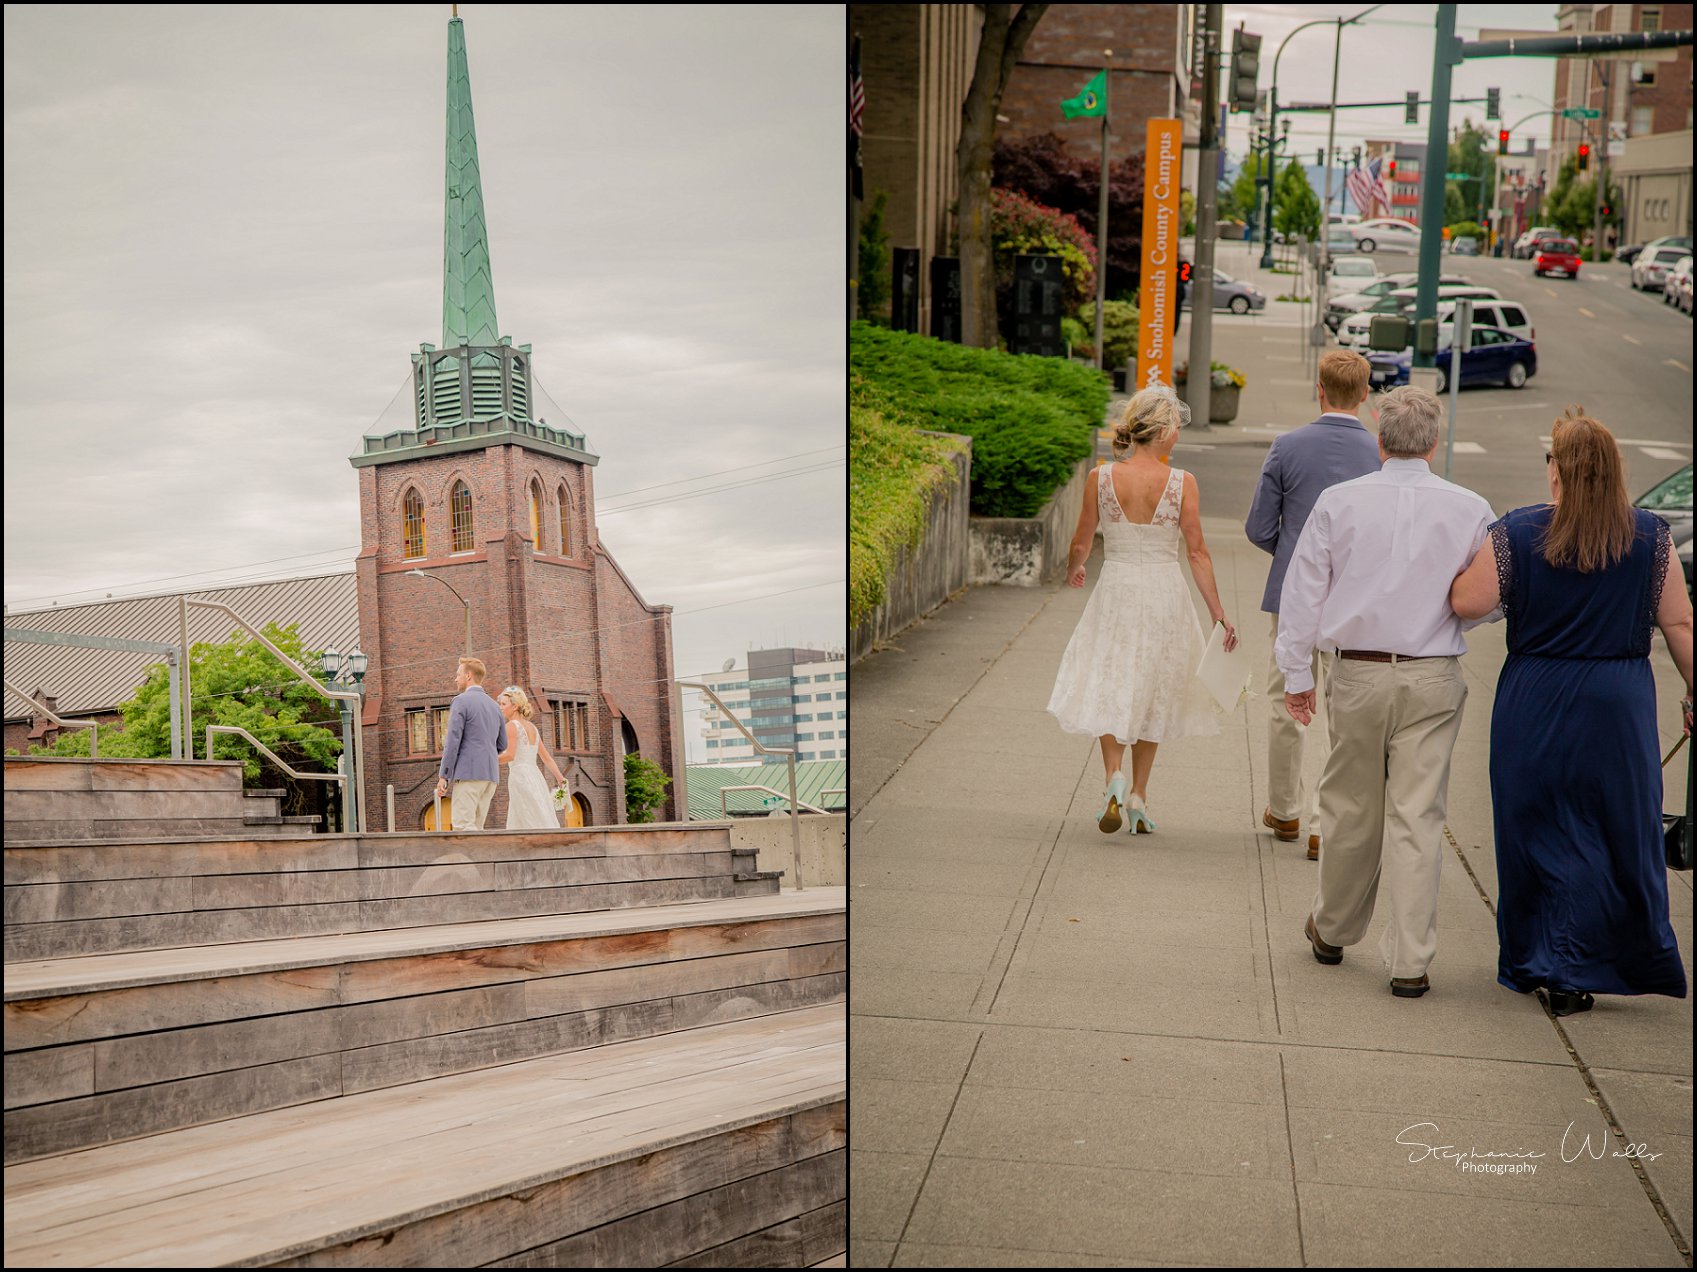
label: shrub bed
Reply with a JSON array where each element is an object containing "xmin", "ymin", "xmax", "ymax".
[
  {"xmin": 850, "ymin": 377, "xmax": 968, "ymax": 629},
  {"xmin": 850, "ymin": 322, "xmax": 1107, "ymax": 520}
]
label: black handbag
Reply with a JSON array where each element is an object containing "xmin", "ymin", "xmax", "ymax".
[{"xmin": 1666, "ymin": 733, "xmax": 1692, "ymax": 872}]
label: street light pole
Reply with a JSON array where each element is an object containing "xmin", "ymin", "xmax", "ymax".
[
  {"xmin": 1260, "ymin": 15, "xmax": 1338, "ymax": 269},
  {"xmin": 1316, "ymin": 7, "xmax": 1382, "ymax": 354}
]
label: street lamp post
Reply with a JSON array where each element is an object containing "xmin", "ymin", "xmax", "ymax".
[
  {"xmin": 1260, "ymin": 14, "xmax": 1343, "ymax": 268},
  {"xmin": 406, "ymin": 568, "xmax": 472, "ymax": 656},
  {"xmin": 317, "ymin": 645, "xmax": 368, "ymax": 833}
]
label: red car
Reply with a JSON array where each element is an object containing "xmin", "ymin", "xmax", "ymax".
[{"xmin": 1534, "ymin": 239, "xmax": 1582, "ymax": 279}]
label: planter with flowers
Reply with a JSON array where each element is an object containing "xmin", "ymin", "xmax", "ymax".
[{"xmin": 1174, "ymin": 360, "xmax": 1248, "ymax": 424}]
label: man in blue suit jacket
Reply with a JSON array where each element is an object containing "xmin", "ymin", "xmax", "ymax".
[
  {"xmin": 1244, "ymin": 350, "xmax": 1381, "ymax": 859},
  {"xmin": 433, "ymin": 656, "xmax": 508, "ymax": 831}
]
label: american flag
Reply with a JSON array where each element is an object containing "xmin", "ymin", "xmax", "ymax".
[
  {"xmin": 850, "ymin": 36, "xmax": 865, "ymax": 200},
  {"xmin": 1347, "ymin": 157, "xmax": 1387, "ymax": 219}
]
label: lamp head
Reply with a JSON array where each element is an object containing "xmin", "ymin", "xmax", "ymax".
[
  {"xmin": 347, "ymin": 648, "xmax": 369, "ymax": 681},
  {"xmin": 320, "ymin": 646, "xmax": 342, "ymax": 676},
  {"xmin": 406, "ymin": 568, "xmax": 425, "ymax": 579}
]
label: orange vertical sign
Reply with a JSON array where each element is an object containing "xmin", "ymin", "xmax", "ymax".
[{"xmin": 1135, "ymin": 118, "xmax": 1183, "ymax": 393}]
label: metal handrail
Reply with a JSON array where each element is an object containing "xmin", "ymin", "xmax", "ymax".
[
  {"xmin": 204, "ymin": 726, "xmax": 346, "ymax": 829},
  {"xmin": 187, "ymin": 600, "xmax": 366, "ymax": 833},
  {"xmin": 678, "ymin": 680, "xmax": 804, "ymax": 891},
  {"xmin": 819, "ymin": 787, "xmax": 845, "ymax": 802},
  {"xmin": 718, "ymin": 785, "xmax": 829, "ymax": 817},
  {"xmin": 3, "ymin": 677, "xmax": 99, "ymax": 757}
]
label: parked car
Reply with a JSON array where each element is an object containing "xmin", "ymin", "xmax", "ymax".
[
  {"xmin": 1663, "ymin": 256, "xmax": 1693, "ymax": 308},
  {"xmin": 1350, "ymin": 219, "xmax": 1422, "ymax": 253},
  {"xmin": 1533, "ymin": 238, "xmax": 1582, "ymax": 278},
  {"xmin": 1450, "ymin": 235, "xmax": 1480, "ymax": 256},
  {"xmin": 1618, "ymin": 235, "xmax": 1689, "ymax": 266},
  {"xmin": 1366, "ymin": 325, "xmax": 1537, "ymax": 394},
  {"xmin": 1335, "ymin": 285, "xmax": 1501, "ymax": 351},
  {"xmin": 1677, "ymin": 258, "xmax": 1695, "ymax": 315},
  {"xmin": 1513, "ymin": 226, "xmax": 1561, "ymax": 259},
  {"xmin": 1635, "ymin": 462, "xmax": 1693, "ymax": 590},
  {"xmin": 1325, "ymin": 230, "xmax": 1361, "ymax": 255},
  {"xmin": 1327, "ymin": 255, "xmax": 1380, "ymax": 294},
  {"xmin": 1325, "ymin": 271, "xmax": 1470, "ymax": 329},
  {"xmin": 1617, "ymin": 243, "xmax": 1647, "ymax": 266},
  {"xmin": 1179, "ymin": 268, "xmax": 1266, "ymax": 314},
  {"xmin": 1632, "ymin": 245, "xmax": 1690, "ymax": 291}
]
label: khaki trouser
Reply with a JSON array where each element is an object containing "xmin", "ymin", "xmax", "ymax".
[
  {"xmin": 1309, "ymin": 655, "xmax": 1467, "ymax": 980},
  {"xmin": 1267, "ymin": 614, "xmax": 1330, "ymax": 832},
  {"xmin": 451, "ymin": 779, "xmax": 497, "ymax": 831}
]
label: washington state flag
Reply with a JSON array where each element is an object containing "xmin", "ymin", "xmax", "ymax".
[{"xmin": 1061, "ymin": 69, "xmax": 1107, "ymax": 119}]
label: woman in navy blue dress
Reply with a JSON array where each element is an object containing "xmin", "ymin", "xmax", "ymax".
[{"xmin": 1450, "ymin": 410, "xmax": 1693, "ymax": 1015}]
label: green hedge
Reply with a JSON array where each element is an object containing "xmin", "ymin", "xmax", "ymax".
[
  {"xmin": 850, "ymin": 379, "xmax": 967, "ymax": 629},
  {"xmin": 849, "ymin": 322, "xmax": 1108, "ymax": 519}
]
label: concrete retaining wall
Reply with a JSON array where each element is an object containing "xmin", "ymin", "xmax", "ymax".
[
  {"xmin": 728, "ymin": 813, "xmax": 846, "ymax": 889},
  {"xmin": 969, "ymin": 456, "xmax": 1094, "ymax": 586},
  {"xmin": 849, "ymin": 434, "xmax": 972, "ymax": 662}
]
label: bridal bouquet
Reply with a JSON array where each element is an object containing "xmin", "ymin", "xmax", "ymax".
[{"xmin": 550, "ymin": 783, "xmax": 570, "ymax": 811}]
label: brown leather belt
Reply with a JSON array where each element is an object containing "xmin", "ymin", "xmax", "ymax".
[{"xmin": 1338, "ymin": 650, "xmax": 1438, "ymax": 663}]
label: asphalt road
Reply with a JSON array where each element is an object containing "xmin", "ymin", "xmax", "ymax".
[{"xmin": 1167, "ymin": 246, "xmax": 1694, "ymax": 521}]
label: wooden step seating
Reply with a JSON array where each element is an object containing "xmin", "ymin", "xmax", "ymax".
[
  {"xmin": 3, "ymin": 815, "xmax": 845, "ymax": 1266},
  {"xmin": 3, "ymin": 1001, "xmax": 845, "ymax": 1268},
  {"xmin": 4, "ymin": 823, "xmax": 782, "ymax": 962},
  {"xmin": 3, "ymin": 758, "xmax": 319, "ymax": 843}
]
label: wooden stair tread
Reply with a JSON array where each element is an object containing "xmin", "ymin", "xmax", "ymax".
[
  {"xmin": 3, "ymin": 1003, "xmax": 845, "ymax": 1269},
  {"xmin": 5, "ymin": 887, "xmax": 846, "ymax": 999}
]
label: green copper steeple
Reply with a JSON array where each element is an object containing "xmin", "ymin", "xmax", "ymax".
[{"xmin": 443, "ymin": 15, "xmax": 499, "ymax": 349}]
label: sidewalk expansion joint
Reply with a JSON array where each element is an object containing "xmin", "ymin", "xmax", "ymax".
[
  {"xmin": 1444, "ymin": 822, "xmax": 1692, "ymax": 1261},
  {"xmin": 1277, "ymin": 1051, "xmax": 1308, "ymax": 1266},
  {"xmin": 895, "ymin": 1028, "xmax": 986, "ymax": 1253},
  {"xmin": 1253, "ymin": 831, "xmax": 1284, "ymax": 1037}
]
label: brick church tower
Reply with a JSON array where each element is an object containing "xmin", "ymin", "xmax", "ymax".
[{"xmin": 350, "ymin": 13, "xmax": 683, "ymax": 829}]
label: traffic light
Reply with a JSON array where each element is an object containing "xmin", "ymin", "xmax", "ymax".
[
  {"xmin": 1388, "ymin": 159, "xmax": 1398, "ymax": 178},
  {"xmin": 1498, "ymin": 130, "xmax": 1510, "ymax": 156},
  {"xmin": 1601, "ymin": 203, "xmax": 1613, "ymax": 219},
  {"xmin": 1229, "ymin": 29, "xmax": 1262, "ymax": 113},
  {"xmin": 1577, "ymin": 142, "xmax": 1590, "ymax": 171},
  {"xmin": 1352, "ymin": 145, "xmax": 1362, "ymax": 170},
  {"xmin": 1405, "ymin": 91, "xmax": 1419, "ymax": 125},
  {"xmin": 1486, "ymin": 87, "xmax": 1500, "ymax": 121}
]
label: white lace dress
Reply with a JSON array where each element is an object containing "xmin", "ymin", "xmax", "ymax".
[
  {"xmin": 1047, "ymin": 463, "xmax": 1220, "ymax": 743},
  {"xmin": 504, "ymin": 721, "xmax": 561, "ymax": 829}
]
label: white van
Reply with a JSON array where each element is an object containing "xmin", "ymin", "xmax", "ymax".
[
  {"xmin": 1336, "ymin": 285, "xmax": 1503, "ymax": 350},
  {"xmin": 1328, "ymin": 255, "xmax": 1380, "ymax": 295}
]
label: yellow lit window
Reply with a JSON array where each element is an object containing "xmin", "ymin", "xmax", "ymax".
[
  {"xmin": 403, "ymin": 489, "xmax": 426, "ymax": 559},
  {"xmin": 451, "ymin": 481, "xmax": 474, "ymax": 552},
  {"xmin": 406, "ymin": 709, "xmax": 430, "ymax": 754},
  {"xmin": 559, "ymin": 486, "xmax": 572, "ymax": 556},
  {"xmin": 529, "ymin": 484, "xmax": 541, "ymax": 547}
]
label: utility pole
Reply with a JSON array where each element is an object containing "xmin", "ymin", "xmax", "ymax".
[
  {"xmin": 1591, "ymin": 60, "xmax": 1609, "ymax": 261},
  {"xmin": 1188, "ymin": 5, "xmax": 1221, "ymax": 427},
  {"xmin": 1412, "ymin": 4, "xmax": 1459, "ymax": 381}
]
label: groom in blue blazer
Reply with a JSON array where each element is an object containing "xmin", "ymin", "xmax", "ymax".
[
  {"xmin": 1244, "ymin": 349, "xmax": 1382, "ymax": 859},
  {"xmin": 434, "ymin": 656, "xmax": 508, "ymax": 830}
]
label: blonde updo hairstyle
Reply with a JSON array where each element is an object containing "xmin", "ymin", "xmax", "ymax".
[
  {"xmin": 1112, "ymin": 386, "xmax": 1191, "ymax": 457},
  {"xmin": 497, "ymin": 686, "xmax": 536, "ymax": 719}
]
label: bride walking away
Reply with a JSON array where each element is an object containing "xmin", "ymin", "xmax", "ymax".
[
  {"xmin": 1047, "ymin": 386, "xmax": 1238, "ymax": 834},
  {"xmin": 496, "ymin": 686, "xmax": 569, "ymax": 830}
]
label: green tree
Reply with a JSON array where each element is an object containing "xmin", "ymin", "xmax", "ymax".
[
  {"xmin": 1229, "ymin": 151, "xmax": 1271, "ymax": 226},
  {"xmin": 1273, "ymin": 158, "xmax": 1320, "ymax": 241},
  {"xmin": 1180, "ymin": 187, "xmax": 1197, "ymax": 237},
  {"xmin": 27, "ymin": 624, "xmax": 343, "ymax": 786},
  {"xmin": 623, "ymin": 751, "xmax": 672, "ymax": 824},
  {"xmin": 1443, "ymin": 182, "xmax": 1467, "ymax": 227},
  {"xmin": 1446, "ymin": 121, "xmax": 1496, "ymax": 222},
  {"xmin": 857, "ymin": 190, "xmax": 892, "ymax": 324}
]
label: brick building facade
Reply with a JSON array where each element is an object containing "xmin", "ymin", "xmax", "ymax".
[
  {"xmin": 351, "ymin": 13, "xmax": 682, "ymax": 832},
  {"xmin": 1551, "ymin": 4, "xmax": 1694, "ymax": 184}
]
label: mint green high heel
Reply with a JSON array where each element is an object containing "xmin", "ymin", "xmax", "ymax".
[
  {"xmin": 1126, "ymin": 793, "xmax": 1156, "ymax": 834},
  {"xmin": 1098, "ymin": 773, "xmax": 1127, "ymax": 833}
]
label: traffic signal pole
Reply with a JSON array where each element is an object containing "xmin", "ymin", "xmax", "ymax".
[
  {"xmin": 1412, "ymin": 5, "xmax": 1459, "ymax": 379},
  {"xmin": 1187, "ymin": 4, "xmax": 1221, "ymax": 428}
]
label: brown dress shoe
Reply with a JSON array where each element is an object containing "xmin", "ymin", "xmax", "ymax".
[
  {"xmin": 1263, "ymin": 807, "xmax": 1300, "ymax": 842},
  {"xmin": 1391, "ymin": 974, "xmax": 1430, "ymax": 998},
  {"xmin": 1305, "ymin": 915, "xmax": 1343, "ymax": 965},
  {"xmin": 1307, "ymin": 834, "xmax": 1320, "ymax": 861}
]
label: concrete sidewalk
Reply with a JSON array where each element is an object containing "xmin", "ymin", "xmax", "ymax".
[{"xmin": 849, "ymin": 517, "xmax": 1693, "ymax": 1268}]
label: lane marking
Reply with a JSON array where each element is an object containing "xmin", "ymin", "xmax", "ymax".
[
  {"xmin": 1450, "ymin": 441, "xmax": 1487, "ymax": 454},
  {"xmin": 1622, "ymin": 333, "xmax": 1641, "ymax": 345},
  {"xmin": 1640, "ymin": 446, "xmax": 1690, "ymax": 462},
  {"xmin": 1578, "ymin": 307, "xmax": 1596, "ymax": 318},
  {"xmin": 1666, "ymin": 359, "xmax": 1690, "ymax": 373},
  {"xmin": 1544, "ymin": 287, "xmax": 1558, "ymax": 298},
  {"xmin": 1544, "ymin": 436, "xmax": 1691, "ymax": 448}
]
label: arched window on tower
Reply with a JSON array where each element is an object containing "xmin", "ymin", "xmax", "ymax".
[
  {"xmin": 529, "ymin": 482, "xmax": 542, "ymax": 548},
  {"xmin": 559, "ymin": 484, "xmax": 572, "ymax": 557},
  {"xmin": 403, "ymin": 488, "xmax": 426, "ymax": 559},
  {"xmin": 450, "ymin": 481, "xmax": 474, "ymax": 553}
]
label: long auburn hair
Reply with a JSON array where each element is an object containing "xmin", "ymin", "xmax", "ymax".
[{"xmin": 1539, "ymin": 406, "xmax": 1636, "ymax": 573}]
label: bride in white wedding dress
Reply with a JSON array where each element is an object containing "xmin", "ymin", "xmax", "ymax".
[{"xmin": 496, "ymin": 687, "xmax": 569, "ymax": 829}]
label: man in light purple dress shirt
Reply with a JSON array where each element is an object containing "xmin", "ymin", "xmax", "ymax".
[
  {"xmin": 1244, "ymin": 350, "xmax": 1382, "ymax": 860},
  {"xmin": 1274, "ymin": 385, "xmax": 1494, "ymax": 999}
]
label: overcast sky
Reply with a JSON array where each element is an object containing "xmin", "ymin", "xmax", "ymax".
[
  {"xmin": 2, "ymin": 4, "xmax": 844, "ymax": 757},
  {"xmin": 1221, "ymin": 4, "xmax": 1564, "ymax": 162}
]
